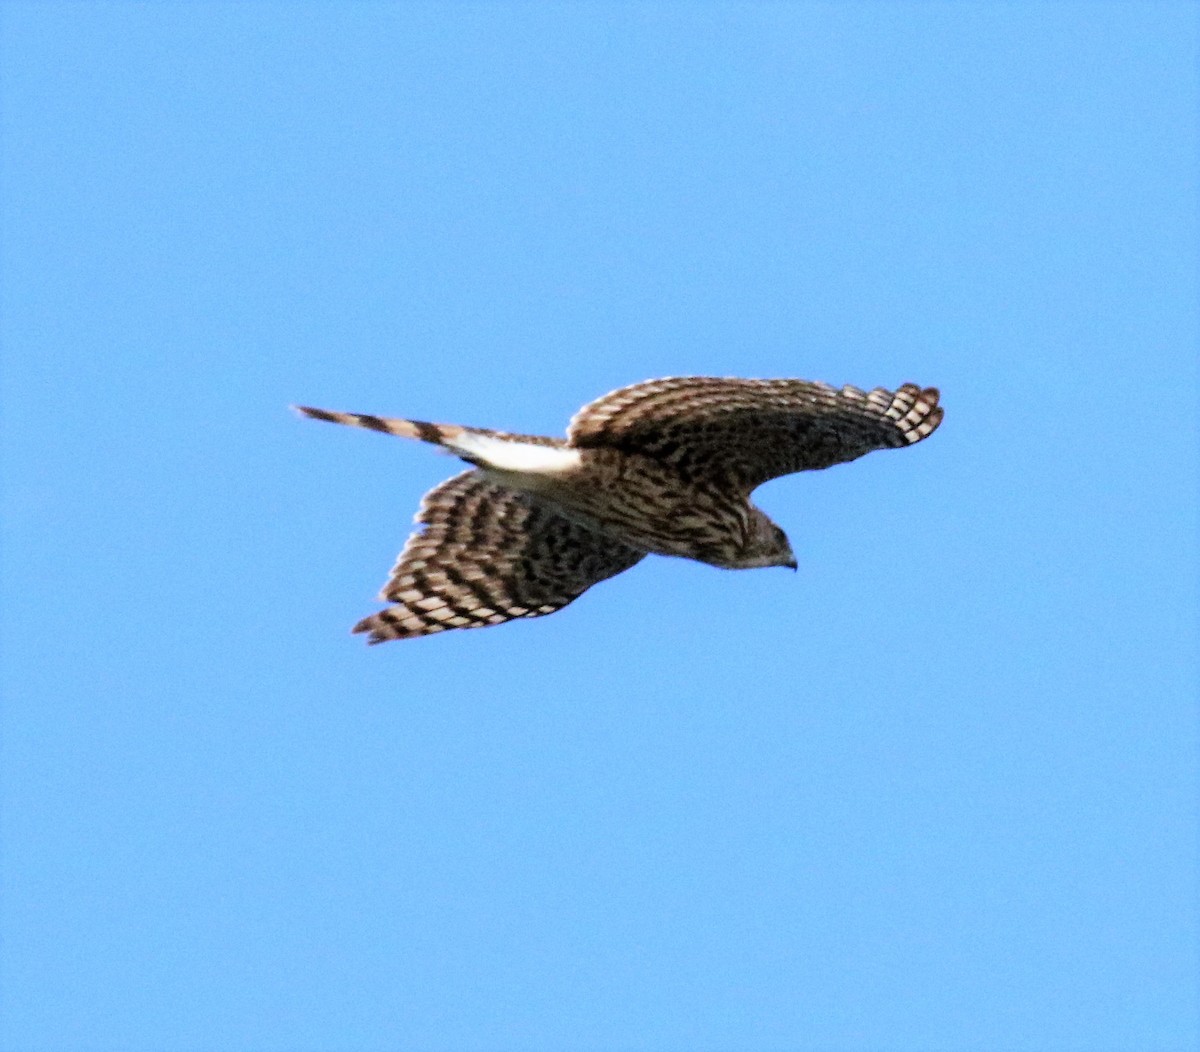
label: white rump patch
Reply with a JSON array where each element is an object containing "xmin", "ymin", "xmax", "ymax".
[{"xmin": 448, "ymin": 432, "xmax": 582, "ymax": 475}]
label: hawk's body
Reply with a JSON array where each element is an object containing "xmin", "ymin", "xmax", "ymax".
[{"xmin": 297, "ymin": 377, "xmax": 943, "ymax": 643}]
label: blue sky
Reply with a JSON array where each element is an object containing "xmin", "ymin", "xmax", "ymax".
[{"xmin": 2, "ymin": 3, "xmax": 1196, "ymax": 1050}]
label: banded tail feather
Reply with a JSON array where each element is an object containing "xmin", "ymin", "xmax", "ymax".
[
  {"xmin": 294, "ymin": 405, "xmax": 582, "ymax": 474},
  {"xmin": 293, "ymin": 405, "xmax": 460, "ymax": 446}
]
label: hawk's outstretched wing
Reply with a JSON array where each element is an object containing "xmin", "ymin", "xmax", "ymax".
[
  {"xmin": 567, "ymin": 377, "xmax": 942, "ymax": 493},
  {"xmin": 353, "ymin": 470, "xmax": 645, "ymax": 644}
]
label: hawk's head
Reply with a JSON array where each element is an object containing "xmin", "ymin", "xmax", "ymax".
[{"xmin": 737, "ymin": 510, "xmax": 797, "ymax": 571}]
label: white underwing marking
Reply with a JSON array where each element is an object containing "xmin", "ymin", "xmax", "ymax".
[{"xmin": 448, "ymin": 432, "xmax": 582, "ymax": 474}]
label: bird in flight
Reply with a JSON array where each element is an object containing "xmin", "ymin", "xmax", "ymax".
[{"xmin": 296, "ymin": 376, "xmax": 943, "ymax": 643}]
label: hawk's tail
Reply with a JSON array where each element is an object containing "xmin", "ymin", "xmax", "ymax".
[
  {"xmin": 293, "ymin": 405, "xmax": 465, "ymax": 447},
  {"xmin": 294, "ymin": 405, "xmax": 581, "ymax": 474}
]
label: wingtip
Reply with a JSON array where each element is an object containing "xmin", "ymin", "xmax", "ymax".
[
  {"xmin": 352, "ymin": 614, "xmax": 395, "ymax": 645},
  {"xmin": 890, "ymin": 383, "xmax": 944, "ymax": 444}
]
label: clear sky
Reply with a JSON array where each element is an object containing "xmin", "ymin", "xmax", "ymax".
[{"xmin": 2, "ymin": 3, "xmax": 1197, "ymax": 1050}]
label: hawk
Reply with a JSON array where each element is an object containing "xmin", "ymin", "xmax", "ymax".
[{"xmin": 297, "ymin": 377, "xmax": 943, "ymax": 643}]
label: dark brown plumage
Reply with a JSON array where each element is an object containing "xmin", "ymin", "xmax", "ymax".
[{"xmin": 297, "ymin": 377, "xmax": 943, "ymax": 643}]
